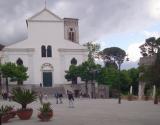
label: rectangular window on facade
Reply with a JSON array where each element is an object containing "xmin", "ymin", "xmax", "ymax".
[{"xmin": 47, "ymin": 45, "xmax": 52, "ymax": 57}]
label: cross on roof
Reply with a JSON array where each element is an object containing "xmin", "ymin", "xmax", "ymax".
[{"xmin": 44, "ymin": 0, "xmax": 47, "ymax": 8}]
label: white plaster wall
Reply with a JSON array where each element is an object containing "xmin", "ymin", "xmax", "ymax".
[
  {"xmin": 2, "ymin": 51, "xmax": 34, "ymax": 85},
  {"xmin": 60, "ymin": 51, "xmax": 88, "ymax": 84}
]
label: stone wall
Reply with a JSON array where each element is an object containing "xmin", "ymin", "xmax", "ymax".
[
  {"xmin": 1, "ymin": 82, "xmax": 109, "ymax": 99},
  {"xmin": 138, "ymin": 55, "xmax": 156, "ymax": 100}
]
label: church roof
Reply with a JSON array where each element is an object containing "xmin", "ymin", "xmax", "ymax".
[{"xmin": 27, "ymin": 8, "xmax": 63, "ymax": 22}]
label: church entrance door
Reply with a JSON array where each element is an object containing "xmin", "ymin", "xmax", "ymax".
[{"xmin": 43, "ymin": 72, "xmax": 52, "ymax": 87}]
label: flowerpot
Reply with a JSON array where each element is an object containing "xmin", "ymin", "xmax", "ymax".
[
  {"xmin": 144, "ymin": 96, "xmax": 149, "ymax": 101},
  {"xmin": 17, "ymin": 109, "xmax": 33, "ymax": 120},
  {"xmin": 2, "ymin": 114, "xmax": 10, "ymax": 123},
  {"xmin": 8, "ymin": 111, "xmax": 17, "ymax": 118},
  {"xmin": 38, "ymin": 112, "xmax": 53, "ymax": 121},
  {"xmin": 154, "ymin": 96, "xmax": 159, "ymax": 104},
  {"xmin": 127, "ymin": 95, "xmax": 133, "ymax": 101}
]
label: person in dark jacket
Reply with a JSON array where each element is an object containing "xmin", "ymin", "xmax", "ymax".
[
  {"xmin": 67, "ymin": 90, "xmax": 74, "ymax": 108},
  {"xmin": 59, "ymin": 93, "xmax": 63, "ymax": 104},
  {"xmin": 55, "ymin": 92, "xmax": 59, "ymax": 104}
]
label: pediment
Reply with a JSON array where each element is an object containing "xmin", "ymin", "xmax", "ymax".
[{"xmin": 28, "ymin": 8, "xmax": 63, "ymax": 22}]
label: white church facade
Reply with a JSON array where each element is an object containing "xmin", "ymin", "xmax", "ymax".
[{"xmin": 2, "ymin": 8, "xmax": 88, "ymax": 87}]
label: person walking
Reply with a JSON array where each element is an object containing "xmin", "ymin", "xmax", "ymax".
[
  {"xmin": 59, "ymin": 93, "xmax": 63, "ymax": 104},
  {"xmin": 44, "ymin": 93, "xmax": 48, "ymax": 103},
  {"xmin": 8, "ymin": 92, "xmax": 12, "ymax": 101},
  {"xmin": 38, "ymin": 92, "xmax": 43, "ymax": 104},
  {"xmin": 67, "ymin": 90, "xmax": 74, "ymax": 108},
  {"xmin": 55, "ymin": 92, "xmax": 59, "ymax": 104}
]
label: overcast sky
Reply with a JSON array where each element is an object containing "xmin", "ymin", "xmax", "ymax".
[{"xmin": 0, "ymin": 0, "xmax": 160, "ymax": 69}]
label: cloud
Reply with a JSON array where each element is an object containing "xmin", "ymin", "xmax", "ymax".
[
  {"xmin": 148, "ymin": 0, "xmax": 160, "ymax": 20},
  {"xmin": 122, "ymin": 61, "xmax": 139, "ymax": 70},
  {"xmin": 143, "ymin": 30, "xmax": 160, "ymax": 38},
  {"xmin": 0, "ymin": 0, "xmax": 159, "ymax": 45},
  {"xmin": 127, "ymin": 42, "xmax": 143, "ymax": 62}
]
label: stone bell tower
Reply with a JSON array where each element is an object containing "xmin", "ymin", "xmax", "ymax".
[{"xmin": 64, "ymin": 18, "xmax": 79, "ymax": 43}]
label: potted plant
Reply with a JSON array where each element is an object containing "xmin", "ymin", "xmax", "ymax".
[
  {"xmin": 0, "ymin": 105, "xmax": 11, "ymax": 123},
  {"xmin": 38, "ymin": 102, "xmax": 53, "ymax": 121},
  {"xmin": 12, "ymin": 87, "xmax": 37, "ymax": 120},
  {"xmin": 127, "ymin": 93, "xmax": 133, "ymax": 101},
  {"xmin": 5, "ymin": 106, "xmax": 17, "ymax": 118},
  {"xmin": 144, "ymin": 90, "xmax": 151, "ymax": 101}
]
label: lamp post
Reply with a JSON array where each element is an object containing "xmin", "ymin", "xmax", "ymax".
[
  {"xmin": 90, "ymin": 69, "xmax": 95, "ymax": 99},
  {"xmin": 0, "ymin": 57, "xmax": 2, "ymax": 94},
  {"xmin": 117, "ymin": 59, "xmax": 122, "ymax": 104},
  {"xmin": 117, "ymin": 55, "xmax": 129, "ymax": 104},
  {"xmin": 0, "ymin": 112, "xmax": 2, "ymax": 125},
  {"xmin": 90, "ymin": 69, "xmax": 99, "ymax": 99},
  {"xmin": 0, "ymin": 72, "xmax": 2, "ymax": 94}
]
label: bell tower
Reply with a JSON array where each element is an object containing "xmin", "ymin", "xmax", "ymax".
[{"xmin": 64, "ymin": 18, "xmax": 79, "ymax": 43}]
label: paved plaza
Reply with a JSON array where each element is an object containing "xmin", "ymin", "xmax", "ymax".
[{"xmin": 0, "ymin": 98, "xmax": 160, "ymax": 125}]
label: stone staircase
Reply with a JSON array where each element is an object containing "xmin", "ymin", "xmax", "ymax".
[{"xmin": 32, "ymin": 86, "xmax": 66, "ymax": 97}]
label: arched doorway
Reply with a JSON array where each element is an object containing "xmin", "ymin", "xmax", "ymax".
[{"xmin": 41, "ymin": 63, "xmax": 53, "ymax": 87}]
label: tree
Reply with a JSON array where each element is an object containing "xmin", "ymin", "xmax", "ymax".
[
  {"xmin": 97, "ymin": 67, "xmax": 131, "ymax": 95},
  {"xmin": 139, "ymin": 37, "xmax": 158, "ymax": 57},
  {"xmin": 83, "ymin": 42, "xmax": 100, "ymax": 62},
  {"xmin": 100, "ymin": 47, "xmax": 127, "ymax": 69},
  {"xmin": 65, "ymin": 64, "xmax": 79, "ymax": 84},
  {"xmin": 104, "ymin": 61, "xmax": 118, "ymax": 69},
  {"xmin": 0, "ymin": 63, "xmax": 17, "ymax": 94},
  {"xmin": 118, "ymin": 70, "xmax": 131, "ymax": 94},
  {"xmin": 127, "ymin": 68, "xmax": 139, "ymax": 95},
  {"xmin": 78, "ymin": 60, "xmax": 101, "ymax": 97},
  {"xmin": 100, "ymin": 47, "xmax": 127, "ymax": 103},
  {"xmin": 0, "ymin": 62, "xmax": 28, "ymax": 94},
  {"xmin": 13, "ymin": 65, "xmax": 28, "ymax": 85},
  {"xmin": 96, "ymin": 66, "xmax": 119, "ymax": 86},
  {"xmin": 65, "ymin": 60, "xmax": 101, "ymax": 97}
]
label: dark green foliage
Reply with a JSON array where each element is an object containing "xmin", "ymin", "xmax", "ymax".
[
  {"xmin": 65, "ymin": 60, "xmax": 101, "ymax": 95},
  {"xmin": 119, "ymin": 70, "xmax": 131, "ymax": 94},
  {"xmin": 0, "ymin": 62, "xmax": 17, "ymax": 78},
  {"xmin": 96, "ymin": 67, "xmax": 119, "ymax": 86},
  {"xmin": 127, "ymin": 68, "xmax": 139, "ymax": 95},
  {"xmin": 12, "ymin": 88, "xmax": 37, "ymax": 109},
  {"xmin": 97, "ymin": 67, "xmax": 137, "ymax": 95},
  {"xmin": 78, "ymin": 60, "xmax": 101, "ymax": 97},
  {"xmin": 0, "ymin": 62, "xmax": 28, "ymax": 83},
  {"xmin": 65, "ymin": 64, "xmax": 79, "ymax": 84},
  {"xmin": 78, "ymin": 60, "xmax": 101, "ymax": 81},
  {"xmin": 105, "ymin": 61, "xmax": 118, "ymax": 69},
  {"xmin": 13, "ymin": 65, "xmax": 28, "ymax": 85},
  {"xmin": 0, "ymin": 62, "xmax": 28, "ymax": 86},
  {"xmin": 0, "ymin": 62, "xmax": 28, "ymax": 94},
  {"xmin": 100, "ymin": 47, "xmax": 126, "ymax": 68}
]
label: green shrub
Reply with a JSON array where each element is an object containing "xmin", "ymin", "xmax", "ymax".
[
  {"xmin": 12, "ymin": 87, "xmax": 37, "ymax": 109},
  {"xmin": 39, "ymin": 102, "xmax": 53, "ymax": 114}
]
